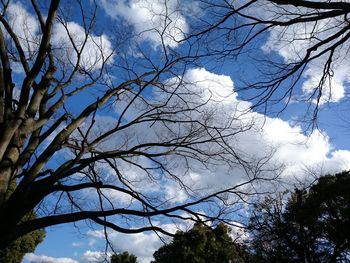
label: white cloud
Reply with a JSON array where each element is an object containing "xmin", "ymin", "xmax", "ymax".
[
  {"xmin": 4, "ymin": 2, "xmax": 113, "ymax": 73},
  {"xmin": 86, "ymin": 231, "xmax": 160, "ymax": 263},
  {"xmin": 134, "ymin": 68, "xmax": 350, "ymax": 199},
  {"xmin": 24, "ymin": 253, "xmax": 79, "ymax": 263},
  {"xmin": 32, "ymin": 67, "xmax": 350, "ymax": 263},
  {"xmin": 302, "ymin": 61, "xmax": 348, "ymax": 104},
  {"xmin": 72, "ymin": 241, "xmax": 83, "ymax": 247},
  {"xmin": 88, "ymin": 238, "xmax": 96, "ymax": 247},
  {"xmin": 76, "ymin": 67, "xmax": 350, "ymax": 206},
  {"xmin": 81, "ymin": 250, "xmax": 111, "ymax": 263},
  {"xmin": 260, "ymin": 2, "xmax": 350, "ymax": 104},
  {"xmin": 229, "ymin": 221, "xmax": 249, "ymax": 242},
  {"xmin": 5, "ymin": 2, "xmax": 41, "ymax": 56},
  {"xmin": 99, "ymin": 0, "xmax": 188, "ymax": 48},
  {"xmin": 86, "ymin": 222, "xmax": 182, "ymax": 263},
  {"xmin": 3, "ymin": 1, "xmax": 41, "ymax": 73},
  {"xmin": 78, "ymin": 67, "xmax": 350, "ymax": 262},
  {"xmin": 323, "ymin": 150, "xmax": 350, "ymax": 173},
  {"xmin": 52, "ymin": 21, "xmax": 114, "ymax": 71}
]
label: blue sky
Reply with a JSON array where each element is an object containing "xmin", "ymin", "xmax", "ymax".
[{"xmin": 4, "ymin": 0, "xmax": 350, "ymax": 262}]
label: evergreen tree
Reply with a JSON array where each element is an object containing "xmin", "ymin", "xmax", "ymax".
[
  {"xmin": 0, "ymin": 211, "xmax": 45, "ymax": 263},
  {"xmin": 0, "ymin": 180, "xmax": 45, "ymax": 263},
  {"xmin": 110, "ymin": 251, "xmax": 137, "ymax": 263},
  {"xmin": 152, "ymin": 223, "xmax": 254, "ymax": 263},
  {"xmin": 249, "ymin": 171, "xmax": 350, "ymax": 263}
]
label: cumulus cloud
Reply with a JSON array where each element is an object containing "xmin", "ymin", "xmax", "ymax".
[
  {"xmin": 77, "ymin": 68, "xmax": 255, "ymax": 204},
  {"xmin": 99, "ymin": 0, "xmax": 188, "ymax": 48},
  {"xmin": 4, "ymin": 2, "xmax": 113, "ymax": 73},
  {"xmin": 5, "ymin": 2, "xmax": 41, "ymax": 56},
  {"xmin": 81, "ymin": 250, "xmax": 111, "ymax": 263},
  {"xmin": 75, "ymin": 67, "xmax": 350, "ymax": 207},
  {"xmin": 150, "ymin": 69, "xmax": 350, "ymax": 193},
  {"xmin": 229, "ymin": 221, "xmax": 250, "ymax": 242},
  {"xmin": 85, "ymin": 232, "xmax": 159, "ymax": 263},
  {"xmin": 29, "ymin": 68, "xmax": 350, "ymax": 263},
  {"xmin": 86, "ymin": 222, "xmax": 182, "ymax": 263},
  {"xmin": 72, "ymin": 241, "xmax": 83, "ymax": 247},
  {"xmin": 24, "ymin": 253, "xmax": 78, "ymax": 263},
  {"xmin": 81, "ymin": 70, "xmax": 350, "ymax": 257},
  {"xmin": 3, "ymin": 1, "xmax": 40, "ymax": 73},
  {"xmin": 260, "ymin": 1, "xmax": 350, "ymax": 104},
  {"xmin": 24, "ymin": 251, "xmax": 110, "ymax": 263},
  {"xmin": 132, "ymin": 68, "xmax": 350, "ymax": 198},
  {"xmin": 52, "ymin": 21, "xmax": 114, "ymax": 71}
]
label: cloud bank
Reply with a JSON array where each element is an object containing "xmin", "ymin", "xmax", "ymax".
[
  {"xmin": 4, "ymin": 2, "xmax": 113, "ymax": 73},
  {"xmin": 24, "ymin": 253, "xmax": 79, "ymax": 263},
  {"xmin": 23, "ymin": 66, "xmax": 350, "ymax": 263},
  {"xmin": 99, "ymin": 0, "xmax": 188, "ymax": 48},
  {"xmin": 259, "ymin": 1, "xmax": 350, "ymax": 104}
]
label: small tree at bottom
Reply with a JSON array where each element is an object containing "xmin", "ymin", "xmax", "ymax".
[
  {"xmin": 0, "ymin": 180, "xmax": 45, "ymax": 263},
  {"xmin": 248, "ymin": 171, "xmax": 350, "ymax": 263},
  {"xmin": 110, "ymin": 251, "xmax": 138, "ymax": 263},
  {"xmin": 0, "ymin": 210, "xmax": 45, "ymax": 263},
  {"xmin": 152, "ymin": 223, "xmax": 254, "ymax": 263}
]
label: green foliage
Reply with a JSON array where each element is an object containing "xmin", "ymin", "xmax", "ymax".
[
  {"xmin": 249, "ymin": 171, "xmax": 350, "ymax": 263},
  {"xmin": 110, "ymin": 251, "xmax": 138, "ymax": 263},
  {"xmin": 152, "ymin": 223, "xmax": 254, "ymax": 263},
  {"xmin": 0, "ymin": 210, "xmax": 45, "ymax": 263},
  {"xmin": 0, "ymin": 180, "xmax": 45, "ymax": 263}
]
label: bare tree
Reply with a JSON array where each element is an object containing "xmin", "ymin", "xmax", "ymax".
[
  {"xmin": 0, "ymin": 0, "xmax": 278, "ymax": 250},
  {"xmin": 188, "ymin": 0, "xmax": 350, "ymax": 125}
]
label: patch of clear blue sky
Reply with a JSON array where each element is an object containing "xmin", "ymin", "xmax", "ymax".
[{"xmin": 22, "ymin": 222, "xmax": 105, "ymax": 262}]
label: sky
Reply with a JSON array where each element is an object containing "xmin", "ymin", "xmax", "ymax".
[{"xmin": 4, "ymin": 0, "xmax": 350, "ymax": 262}]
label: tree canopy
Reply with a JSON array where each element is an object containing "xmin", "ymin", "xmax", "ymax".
[
  {"xmin": 0, "ymin": 214, "xmax": 44, "ymax": 263},
  {"xmin": 152, "ymin": 223, "xmax": 253, "ymax": 263},
  {"xmin": 110, "ymin": 251, "xmax": 138, "ymax": 263},
  {"xmin": 0, "ymin": 179, "xmax": 44, "ymax": 263},
  {"xmin": 248, "ymin": 171, "xmax": 350, "ymax": 263}
]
